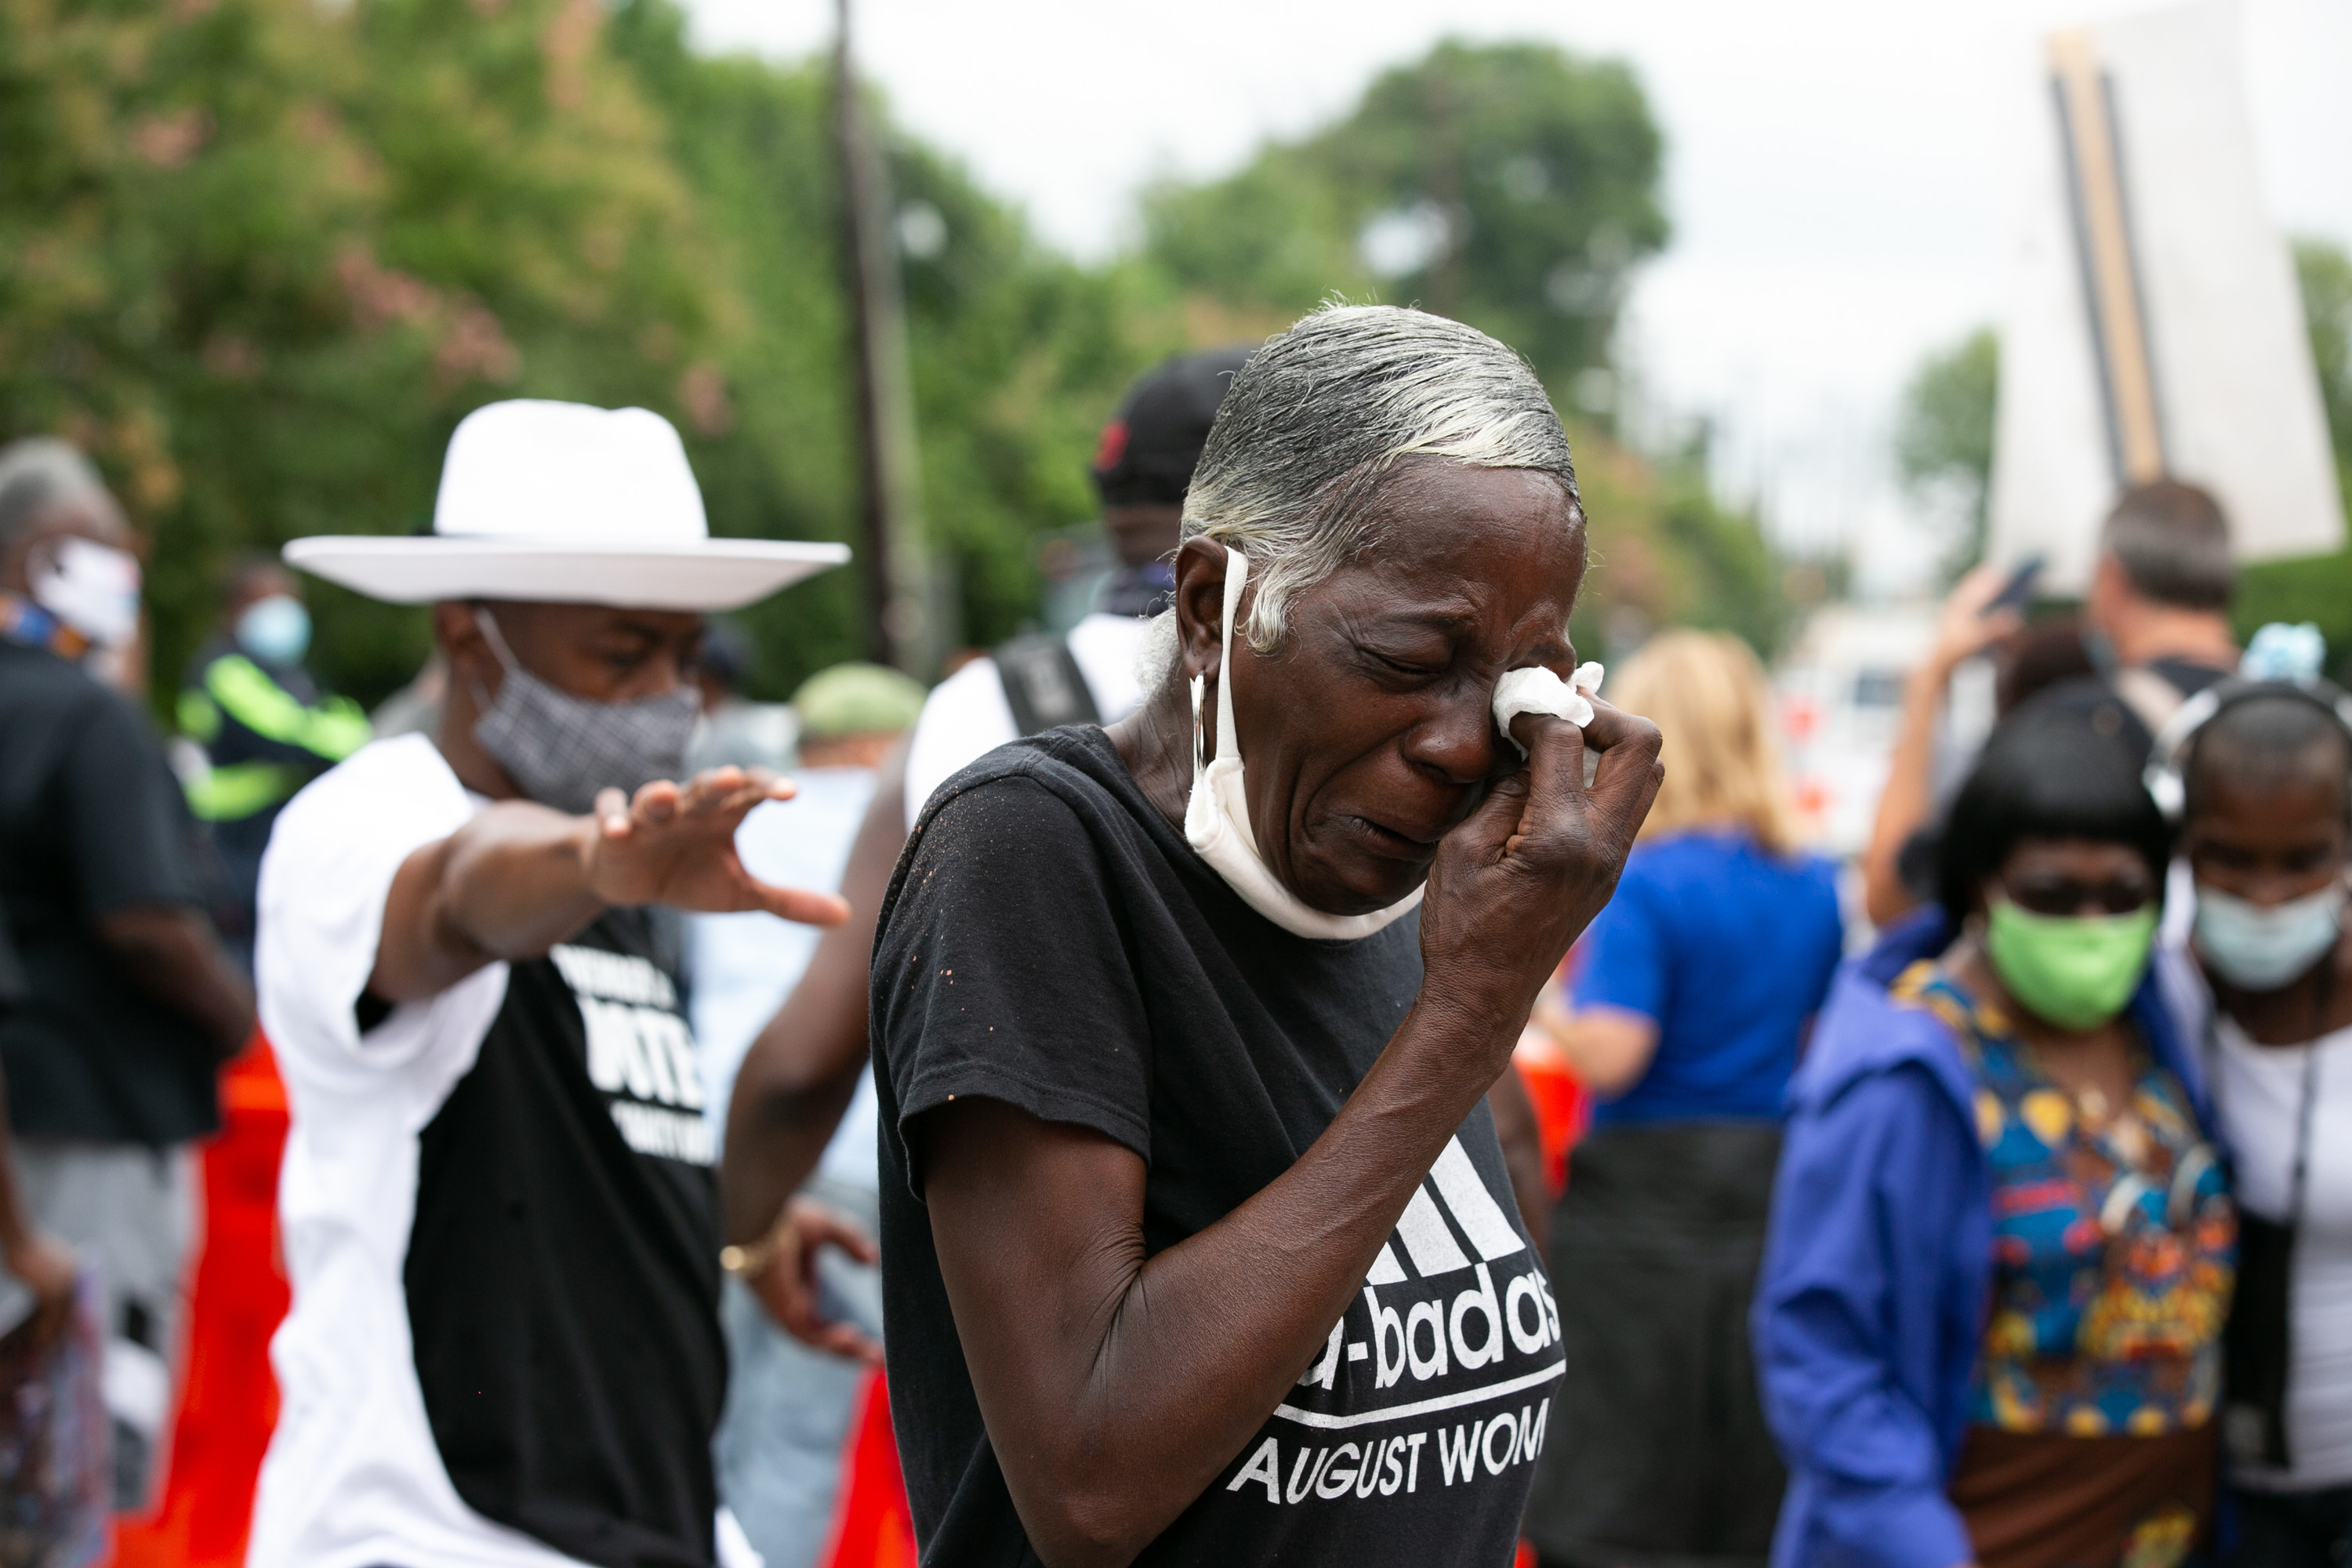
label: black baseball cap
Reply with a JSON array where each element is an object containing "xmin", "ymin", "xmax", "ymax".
[{"xmin": 1090, "ymin": 345, "xmax": 1254, "ymax": 507}]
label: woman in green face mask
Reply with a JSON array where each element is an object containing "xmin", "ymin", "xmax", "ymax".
[{"xmin": 1756, "ymin": 706, "xmax": 2235, "ymax": 1568}]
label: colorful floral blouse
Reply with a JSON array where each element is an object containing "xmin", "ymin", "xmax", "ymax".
[{"xmin": 1896, "ymin": 963, "xmax": 2236, "ymax": 1437}]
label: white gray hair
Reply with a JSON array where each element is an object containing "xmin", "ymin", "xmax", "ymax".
[
  {"xmin": 0, "ymin": 437, "xmax": 111, "ymax": 546},
  {"xmin": 1180, "ymin": 303, "xmax": 1581, "ymax": 653}
]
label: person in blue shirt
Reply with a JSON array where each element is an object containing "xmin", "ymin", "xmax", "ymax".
[
  {"xmin": 1753, "ymin": 702, "xmax": 2232, "ymax": 1568},
  {"xmin": 1523, "ymin": 630, "xmax": 1845, "ymax": 1568}
]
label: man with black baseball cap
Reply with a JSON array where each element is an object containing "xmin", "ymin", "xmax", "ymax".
[
  {"xmin": 1087, "ymin": 346, "xmax": 1255, "ymax": 619},
  {"xmin": 900, "ymin": 346, "xmax": 1253, "ymax": 808}
]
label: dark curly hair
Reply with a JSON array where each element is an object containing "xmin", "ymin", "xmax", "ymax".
[{"xmin": 1936, "ymin": 698, "xmax": 2173, "ymax": 925}]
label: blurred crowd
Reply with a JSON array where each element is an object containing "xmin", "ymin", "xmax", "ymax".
[{"xmin": 0, "ymin": 307, "xmax": 2344, "ymax": 1568}]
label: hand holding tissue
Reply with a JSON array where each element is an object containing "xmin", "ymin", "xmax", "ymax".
[{"xmin": 1492, "ymin": 662, "xmax": 1604, "ymax": 759}]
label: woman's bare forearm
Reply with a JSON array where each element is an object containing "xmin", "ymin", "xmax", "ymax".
[
  {"xmin": 925, "ymin": 998, "xmax": 1512, "ymax": 1568},
  {"xmin": 1860, "ymin": 664, "xmax": 1949, "ymax": 926}
]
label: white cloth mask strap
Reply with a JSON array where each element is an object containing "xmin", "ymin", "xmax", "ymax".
[
  {"xmin": 1214, "ymin": 547, "xmax": 1247, "ymax": 765},
  {"xmin": 1181, "ymin": 545, "xmax": 1422, "ymax": 942}
]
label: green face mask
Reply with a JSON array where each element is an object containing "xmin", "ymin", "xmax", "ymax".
[{"xmin": 1983, "ymin": 898, "xmax": 2158, "ymax": 1031}]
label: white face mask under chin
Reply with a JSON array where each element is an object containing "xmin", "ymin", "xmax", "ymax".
[{"xmin": 1183, "ymin": 549, "xmax": 1425, "ymax": 942}]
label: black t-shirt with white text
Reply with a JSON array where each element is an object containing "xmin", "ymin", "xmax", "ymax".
[
  {"xmin": 872, "ymin": 726, "xmax": 1563, "ymax": 1567},
  {"xmin": 406, "ymin": 906, "xmax": 725, "ymax": 1568}
]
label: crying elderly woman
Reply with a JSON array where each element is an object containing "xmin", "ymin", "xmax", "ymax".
[{"xmin": 869, "ymin": 304, "xmax": 1663, "ymax": 1568}]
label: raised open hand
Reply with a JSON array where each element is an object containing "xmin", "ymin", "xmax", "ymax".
[
  {"xmin": 1930, "ymin": 562, "xmax": 2025, "ymax": 674},
  {"xmin": 583, "ymin": 767, "xmax": 852, "ymax": 927},
  {"xmin": 1417, "ymin": 696, "xmax": 1663, "ymax": 1044}
]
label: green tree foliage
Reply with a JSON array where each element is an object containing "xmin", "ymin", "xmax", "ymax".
[
  {"xmin": 1563, "ymin": 428, "xmax": 1788, "ymax": 662},
  {"xmin": 2237, "ymin": 238, "xmax": 2352, "ymax": 666},
  {"xmin": 1142, "ymin": 39, "xmax": 1668, "ymax": 394},
  {"xmin": 1141, "ymin": 38, "xmax": 1786, "ymax": 658},
  {"xmin": 2293, "ymin": 238, "xmax": 2352, "ymax": 485},
  {"xmin": 606, "ymin": 4, "xmax": 1164, "ymax": 692},
  {"xmin": 4, "ymin": 7, "xmax": 1787, "ymax": 701},
  {"xmin": 1892, "ymin": 326, "xmax": 1999, "ymax": 581},
  {"xmin": 1, "ymin": 0, "xmax": 750, "ymax": 702},
  {"xmin": 2, "ymin": 0, "xmax": 1160, "ymax": 706}
]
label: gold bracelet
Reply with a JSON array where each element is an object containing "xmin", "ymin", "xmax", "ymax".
[{"xmin": 719, "ymin": 1210, "xmax": 796, "ymax": 1279}]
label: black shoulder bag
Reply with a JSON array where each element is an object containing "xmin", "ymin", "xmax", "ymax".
[{"xmin": 993, "ymin": 632, "xmax": 1100, "ymax": 738}]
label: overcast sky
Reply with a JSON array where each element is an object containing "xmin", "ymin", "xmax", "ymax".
[{"xmin": 679, "ymin": 0, "xmax": 2352, "ymax": 597}]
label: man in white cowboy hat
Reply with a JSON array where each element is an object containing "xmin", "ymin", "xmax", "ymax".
[{"xmin": 249, "ymin": 400, "xmax": 860, "ymax": 1568}]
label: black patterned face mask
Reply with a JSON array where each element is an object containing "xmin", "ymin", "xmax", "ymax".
[{"xmin": 469, "ymin": 608, "xmax": 701, "ymax": 816}]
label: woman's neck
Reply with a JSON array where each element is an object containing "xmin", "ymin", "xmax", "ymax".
[
  {"xmin": 1108, "ymin": 673, "xmax": 1196, "ymax": 831},
  {"xmin": 2216, "ymin": 925, "xmax": 2352, "ymax": 1047}
]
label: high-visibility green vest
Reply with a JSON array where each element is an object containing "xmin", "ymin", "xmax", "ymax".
[{"xmin": 178, "ymin": 653, "xmax": 369, "ymax": 822}]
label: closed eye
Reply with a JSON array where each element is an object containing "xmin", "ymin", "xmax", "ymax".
[
  {"xmin": 1355, "ymin": 641, "xmax": 1450, "ymax": 681},
  {"xmin": 1367, "ymin": 658, "xmax": 1450, "ymax": 693}
]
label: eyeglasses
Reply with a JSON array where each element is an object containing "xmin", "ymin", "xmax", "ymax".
[{"xmin": 2000, "ymin": 876, "xmax": 2156, "ymax": 919}]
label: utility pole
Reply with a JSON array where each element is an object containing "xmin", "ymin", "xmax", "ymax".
[
  {"xmin": 833, "ymin": 0, "xmax": 928, "ymax": 673},
  {"xmin": 1421, "ymin": 66, "xmax": 1462, "ymax": 321}
]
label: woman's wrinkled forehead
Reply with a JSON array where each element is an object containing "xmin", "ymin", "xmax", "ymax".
[
  {"xmin": 1338, "ymin": 571, "xmax": 1578, "ymax": 664},
  {"xmin": 1338, "ymin": 466, "xmax": 1583, "ymax": 622}
]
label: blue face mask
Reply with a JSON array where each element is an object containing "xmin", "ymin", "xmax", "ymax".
[
  {"xmin": 236, "ymin": 594, "xmax": 311, "ymax": 666},
  {"xmin": 2194, "ymin": 881, "xmax": 2347, "ymax": 991}
]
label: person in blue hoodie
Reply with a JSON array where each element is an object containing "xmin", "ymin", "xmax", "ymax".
[{"xmin": 1756, "ymin": 702, "xmax": 2236, "ymax": 1568}]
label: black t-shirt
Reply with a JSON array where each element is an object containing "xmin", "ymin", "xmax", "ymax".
[
  {"xmin": 872, "ymin": 727, "xmax": 1563, "ymax": 1567},
  {"xmin": 0, "ymin": 638, "xmax": 219, "ymax": 1144},
  {"xmin": 406, "ymin": 906, "xmax": 725, "ymax": 1568}
]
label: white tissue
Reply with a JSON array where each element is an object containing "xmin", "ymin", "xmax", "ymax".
[{"xmin": 1493, "ymin": 662, "xmax": 1604, "ymax": 760}]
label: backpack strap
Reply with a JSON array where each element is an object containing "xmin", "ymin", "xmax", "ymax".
[
  {"xmin": 994, "ymin": 633, "xmax": 1100, "ymax": 737},
  {"xmin": 2112, "ymin": 665, "xmax": 2190, "ymax": 740}
]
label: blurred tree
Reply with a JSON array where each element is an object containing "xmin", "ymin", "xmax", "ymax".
[
  {"xmin": 1892, "ymin": 326, "xmax": 1999, "ymax": 583},
  {"xmin": 1, "ymin": 0, "xmax": 735, "ymax": 706},
  {"xmin": 1142, "ymin": 38, "xmax": 1668, "ymax": 399},
  {"xmin": 3, "ymin": 6, "xmax": 1792, "ymax": 697},
  {"xmin": 1143, "ymin": 38, "xmax": 1789, "ymax": 657},
  {"xmin": 0, "ymin": 0, "xmax": 1168, "ymax": 707},
  {"xmin": 2237, "ymin": 237, "xmax": 2352, "ymax": 670},
  {"xmin": 2294, "ymin": 238, "xmax": 2352, "ymax": 485},
  {"xmin": 606, "ymin": 2, "xmax": 1171, "ymax": 690},
  {"xmin": 1563, "ymin": 425, "xmax": 1788, "ymax": 664}
]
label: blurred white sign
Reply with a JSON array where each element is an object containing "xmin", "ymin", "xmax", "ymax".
[{"xmin": 1987, "ymin": 0, "xmax": 2342, "ymax": 590}]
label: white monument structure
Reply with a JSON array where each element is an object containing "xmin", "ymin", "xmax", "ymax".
[{"xmin": 1987, "ymin": 0, "xmax": 2343, "ymax": 589}]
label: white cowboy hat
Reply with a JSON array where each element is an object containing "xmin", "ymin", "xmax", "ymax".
[{"xmin": 283, "ymin": 400, "xmax": 849, "ymax": 612}]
